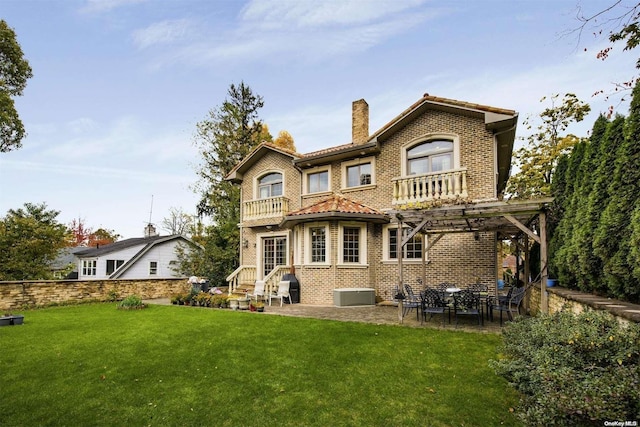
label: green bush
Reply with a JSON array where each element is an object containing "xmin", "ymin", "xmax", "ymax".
[
  {"xmin": 491, "ymin": 310, "xmax": 640, "ymax": 426},
  {"xmin": 117, "ymin": 295, "xmax": 145, "ymax": 310}
]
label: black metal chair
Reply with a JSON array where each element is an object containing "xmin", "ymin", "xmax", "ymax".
[
  {"xmin": 421, "ymin": 288, "xmax": 449, "ymax": 326},
  {"xmin": 491, "ymin": 285, "xmax": 528, "ymax": 326},
  {"xmin": 403, "ymin": 284, "xmax": 422, "ymax": 321},
  {"xmin": 453, "ymin": 289, "xmax": 483, "ymax": 327}
]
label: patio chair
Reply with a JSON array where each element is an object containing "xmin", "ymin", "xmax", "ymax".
[
  {"xmin": 421, "ymin": 288, "xmax": 449, "ymax": 326},
  {"xmin": 268, "ymin": 281, "xmax": 293, "ymax": 306},
  {"xmin": 403, "ymin": 284, "xmax": 421, "ymax": 321},
  {"xmin": 453, "ymin": 289, "xmax": 483, "ymax": 327},
  {"xmin": 491, "ymin": 285, "xmax": 528, "ymax": 326},
  {"xmin": 248, "ymin": 280, "xmax": 265, "ymax": 302}
]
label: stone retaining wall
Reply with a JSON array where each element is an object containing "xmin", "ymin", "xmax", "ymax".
[
  {"xmin": 0, "ymin": 279, "xmax": 191, "ymax": 311},
  {"xmin": 529, "ymin": 285, "xmax": 640, "ymax": 324}
]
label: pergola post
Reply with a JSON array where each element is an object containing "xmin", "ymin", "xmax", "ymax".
[
  {"xmin": 397, "ymin": 217, "xmax": 404, "ymax": 324},
  {"xmin": 539, "ymin": 211, "xmax": 549, "ymax": 313}
]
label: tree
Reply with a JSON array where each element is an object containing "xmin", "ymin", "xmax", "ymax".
[
  {"xmin": 571, "ymin": 115, "xmax": 610, "ymax": 291},
  {"xmin": 67, "ymin": 217, "xmax": 93, "ymax": 247},
  {"xmin": 570, "ymin": 1, "xmax": 640, "ymax": 112},
  {"xmin": 273, "ymin": 130, "xmax": 296, "ymax": 151},
  {"xmin": 594, "ymin": 82, "xmax": 640, "ymax": 301},
  {"xmin": 0, "ymin": 19, "xmax": 33, "ymax": 152},
  {"xmin": 194, "ymin": 81, "xmax": 269, "ymax": 217},
  {"xmin": 0, "ymin": 202, "xmax": 69, "ymax": 280},
  {"xmin": 161, "ymin": 207, "xmax": 194, "ymax": 236},
  {"xmin": 191, "ymin": 82, "xmax": 268, "ymax": 280},
  {"xmin": 506, "ymin": 94, "xmax": 591, "ymax": 198},
  {"xmin": 87, "ymin": 228, "xmax": 119, "ymax": 247}
]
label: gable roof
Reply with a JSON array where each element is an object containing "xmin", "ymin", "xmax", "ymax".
[
  {"xmin": 74, "ymin": 235, "xmax": 169, "ymax": 257},
  {"xmin": 226, "ymin": 93, "xmax": 518, "ymax": 193},
  {"xmin": 226, "ymin": 142, "xmax": 301, "ymax": 183},
  {"xmin": 280, "ymin": 194, "xmax": 388, "ymax": 228}
]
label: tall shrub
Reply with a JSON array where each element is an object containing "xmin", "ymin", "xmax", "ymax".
[
  {"xmin": 589, "ymin": 115, "xmax": 627, "ymax": 295},
  {"xmin": 594, "ymin": 83, "xmax": 640, "ymax": 301}
]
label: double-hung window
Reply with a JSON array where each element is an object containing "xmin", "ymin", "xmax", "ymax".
[
  {"xmin": 342, "ymin": 157, "xmax": 375, "ymax": 190},
  {"xmin": 149, "ymin": 261, "xmax": 158, "ymax": 275},
  {"xmin": 258, "ymin": 173, "xmax": 283, "ymax": 198},
  {"xmin": 307, "ymin": 170, "xmax": 329, "ymax": 193}
]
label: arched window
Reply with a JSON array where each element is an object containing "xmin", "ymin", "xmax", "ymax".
[
  {"xmin": 258, "ymin": 172, "xmax": 283, "ymax": 198},
  {"xmin": 407, "ymin": 139, "xmax": 453, "ymax": 175}
]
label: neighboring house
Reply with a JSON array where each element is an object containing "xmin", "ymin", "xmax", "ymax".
[
  {"xmin": 74, "ymin": 228, "xmax": 198, "ymax": 280},
  {"xmin": 50, "ymin": 246, "xmax": 85, "ymax": 279},
  {"xmin": 226, "ymin": 94, "xmax": 552, "ymax": 306}
]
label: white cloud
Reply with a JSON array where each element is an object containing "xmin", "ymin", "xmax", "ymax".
[
  {"xmin": 240, "ymin": 0, "xmax": 430, "ymax": 30},
  {"xmin": 144, "ymin": 0, "xmax": 447, "ymax": 68},
  {"xmin": 80, "ymin": 0, "xmax": 147, "ymax": 14},
  {"xmin": 132, "ymin": 19, "xmax": 192, "ymax": 49}
]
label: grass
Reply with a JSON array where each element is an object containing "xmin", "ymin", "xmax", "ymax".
[{"xmin": 0, "ymin": 303, "xmax": 521, "ymax": 426}]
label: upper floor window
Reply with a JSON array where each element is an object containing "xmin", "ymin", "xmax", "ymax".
[
  {"xmin": 341, "ymin": 156, "xmax": 376, "ymax": 190},
  {"xmin": 149, "ymin": 261, "xmax": 158, "ymax": 275},
  {"xmin": 346, "ymin": 163, "xmax": 371, "ymax": 187},
  {"xmin": 308, "ymin": 170, "xmax": 329, "ymax": 193},
  {"xmin": 258, "ymin": 172, "xmax": 283, "ymax": 198},
  {"xmin": 407, "ymin": 139, "xmax": 453, "ymax": 175}
]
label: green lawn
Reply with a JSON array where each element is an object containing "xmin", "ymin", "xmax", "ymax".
[{"xmin": 0, "ymin": 304, "xmax": 521, "ymax": 426}]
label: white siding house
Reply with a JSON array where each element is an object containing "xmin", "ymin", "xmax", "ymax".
[{"xmin": 75, "ymin": 235, "xmax": 198, "ymax": 280}]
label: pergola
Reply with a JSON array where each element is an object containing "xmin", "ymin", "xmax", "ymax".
[{"xmin": 387, "ymin": 197, "xmax": 554, "ymax": 321}]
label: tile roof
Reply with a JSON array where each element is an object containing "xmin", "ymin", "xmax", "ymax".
[{"xmin": 287, "ymin": 194, "xmax": 384, "ymax": 217}]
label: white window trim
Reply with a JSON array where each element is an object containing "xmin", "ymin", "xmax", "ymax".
[
  {"xmin": 338, "ymin": 222, "xmax": 368, "ymax": 267},
  {"xmin": 149, "ymin": 260, "xmax": 158, "ymax": 275},
  {"xmin": 304, "ymin": 222, "xmax": 331, "ymax": 266},
  {"xmin": 82, "ymin": 259, "xmax": 97, "ymax": 276},
  {"xmin": 341, "ymin": 156, "xmax": 376, "ymax": 191},
  {"xmin": 382, "ymin": 224, "xmax": 425, "ymax": 264},
  {"xmin": 302, "ymin": 166, "xmax": 332, "ymax": 196},
  {"xmin": 253, "ymin": 169, "xmax": 285, "ymax": 199},
  {"xmin": 400, "ymin": 133, "xmax": 460, "ymax": 177}
]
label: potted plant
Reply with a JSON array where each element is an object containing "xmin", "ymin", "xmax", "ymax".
[{"xmin": 254, "ymin": 301, "xmax": 265, "ymax": 312}]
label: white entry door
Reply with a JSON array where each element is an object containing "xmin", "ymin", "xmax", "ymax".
[{"xmin": 262, "ymin": 236, "xmax": 287, "ymax": 278}]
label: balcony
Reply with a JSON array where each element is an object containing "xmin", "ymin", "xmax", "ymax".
[
  {"xmin": 392, "ymin": 169, "xmax": 468, "ymax": 205},
  {"xmin": 243, "ymin": 196, "xmax": 289, "ymax": 221}
]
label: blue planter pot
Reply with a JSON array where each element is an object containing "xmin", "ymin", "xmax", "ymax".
[{"xmin": 547, "ymin": 279, "xmax": 558, "ymax": 287}]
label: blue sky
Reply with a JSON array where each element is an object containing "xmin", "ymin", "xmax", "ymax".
[{"xmin": 0, "ymin": 0, "xmax": 636, "ymax": 239}]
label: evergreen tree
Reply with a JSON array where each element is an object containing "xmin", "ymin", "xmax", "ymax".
[
  {"xmin": 594, "ymin": 83, "xmax": 640, "ymax": 301},
  {"xmin": 630, "ymin": 206, "xmax": 640, "ymax": 284},
  {"xmin": 191, "ymin": 82, "xmax": 270, "ymax": 281},
  {"xmin": 571, "ymin": 115, "xmax": 609, "ymax": 291},
  {"xmin": 549, "ymin": 141, "xmax": 586, "ymax": 286},
  {"xmin": 586, "ymin": 115, "xmax": 626, "ymax": 294}
]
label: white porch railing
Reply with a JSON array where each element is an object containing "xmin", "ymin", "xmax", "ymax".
[
  {"xmin": 392, "ymin": 169, "xmax": 468, "ymax": 205},
  {"xmin": 243, "ymin": 196, "xmax": 289, "ymax": 221},
  {"xmin": 263, "ymin": 265, "xmax": 290, "ymax": 297},
  {"xmin": 225, "ymin": 265, "xmax": 290, "ymax": 297},
  {"xmin": 226, "ymin": 265, "xmax": 256, "ymax": 294}
]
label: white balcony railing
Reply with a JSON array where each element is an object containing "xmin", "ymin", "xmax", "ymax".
[
  {"xmin": 392, "ymin": 169, "xmax": 468, "ymax": 205},
  {"xmin": 243, "ymin": 196, "xmax": 289, "ymax": 221}
]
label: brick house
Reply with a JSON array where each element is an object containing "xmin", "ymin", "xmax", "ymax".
[{"xmin": 226, "ymin": 93, "xmax": 552, "ymax": 308}]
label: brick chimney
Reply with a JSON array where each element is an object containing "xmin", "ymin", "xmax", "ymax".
[{"xmin": 352, "ymin": 99, "xmax": 369, "ymax": 145}]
